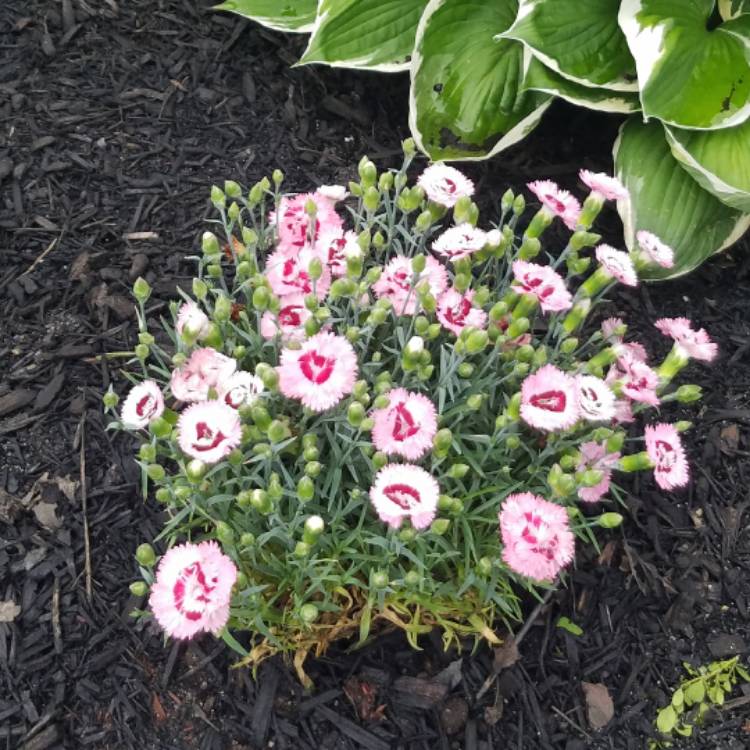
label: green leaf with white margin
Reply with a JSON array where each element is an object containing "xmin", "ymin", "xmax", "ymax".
[
  {"xmin": 524, "ymin": 57, "xmax": 640, "ymax": 114},
  {"xmin": 410, "ymin": 0, "xmax": 551, "ymax": 161},
  {"xmin": 615, "ymin": 118, "xmax": 750, "ymax": 279},
  {"xmin": 720, "ymin": 0, "xmax": 750, "ymax": 19},
  {"xmin": 665, "ymin": 120, "xmax": 750, "ymax": 211},
  {"xmin": 299, "ymin": 0, "xmax": 428, "ymax": 71},
  {"xmin": 213, "ymin": 0, "xmax": 317, "ymax": 33},
  {"xmin": 502, "ymin": 0, "xmax": 637, "ymax": 92},
  {"xmin": 618, "ymin": 0, "xmax": 750, "ymax": 130}
]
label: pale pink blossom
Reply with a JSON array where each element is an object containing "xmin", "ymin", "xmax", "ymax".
[
  {"xmin": 579, "ymin": 170, "xmax": 628, "ymax": 201},
  {"xmin": 613, "ymin": 399, "xmax": 634, "ymax": 425},
  {"xmin": 417, "ymin": 163, "xmax": 474, "ymax": 208},
  {"xmin": 613, "ymin": 351, "xmax": 660, "ymax": 406},
  {"xmin": 527, "ymin": 180, "xmax": 581, "ymax": 230},
  {"xmin": 260, "ymin": 295, "xmax": 311, "ymax": 342},
  {"xmin": 121, "ymin": 380, "xmax": 164, "ymax": 429},
  {"xmin": 577, "ymin": 442, "xmax": 621, "ymax": 503},
  {"xmin": 317, "ymin": 228, "xmax": 359, "ymax": 277},
  {"xmin": 645, "ymin": 423, "xmax": 690, "ymax": 490},
  {"xmin": 277, "ymin": 331, "xmax": 357, "ymax": 412},
  {"xmin": 217, "ymin": 371, "xmax": 264, "ymax": 409},
  {"xmin": 372, "ymin": 255, "xmax": 448, "ymax": 315},
  {"xmin": 177, "ymin": 401, "xmax": 242, "ymax": 464},
  {"xmin": 499, "ymin": 493, "xmax": 575, "ymax": 582},
  {"xmin": 601, "ymin": 317, "xmax": 626, "ymax": 342},
  {"xmin": 576, "ymin": 375, "xmax": 616, "ymax": 422},
  {"xmin": 176, "ymin": 302, "xmax": 210, "ymax": 341},
  {"xmin": 636, "ymin": 231, "xmax": 674, "ymax": 269},
  {"xmin": 149, "ymin": 541, "xmax": 237, "ymax": 639},
  {"xmin": 436, "ymin": 288, "xmax": 487, "ymax": 336},
  {"xmin": 431, "ymin": 224, "xmax": 487, "ymax": 262},
  {"xmin": 613, "ymin": 341, "xmax": 649, "ymax": 363},
  {"xmin": 265, "ymin": 247, "xmax": 331, "ymax": 300},
  {"xmin": 371, "ymin": 388, "xmax": 438, "ymax": 461},
  {"xmin": 595, "ymin": 245, "xmax": 638, "ymax": 287},
  {"xmin": 520, "ymin": 365, "xmax": 579, "ymax": 432},
  {"xmin": 512, "ymin": 261, "xmax": 573, "ymax": 313},
  {"xmin": 369, "ymin": 464, "xmax": 439, "ymax": 530},
  {"xmin": 316, "ymin": 184, "xmax": 348, "ymax": 203},
  {"xmin": 271, "ymin": 193, "xmax": 343, "ymax": 255},
  {"xmin": 654, "ymin": 317, "xmax": 718, "ymax": 362},
  {"xmin": 171, "ymin": 348, "xmax": 237, "ymax": 402}
]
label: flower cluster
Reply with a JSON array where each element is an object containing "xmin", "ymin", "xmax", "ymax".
[{"xmin": 110, "ymin": 147, "xmax": 713, "ymax": 678}]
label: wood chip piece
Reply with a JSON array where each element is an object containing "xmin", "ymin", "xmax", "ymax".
[{"xmin": 582, "ymin": 682, "xmax": 614, "ymax": 730}]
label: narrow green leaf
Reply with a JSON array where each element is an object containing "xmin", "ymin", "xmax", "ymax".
[
  {"xmin": 618, "ymin": 0, "xmax": 750, "ymax": 129},
  {"xmin": 300, "ymin": 0, "xmax": 428, "ymax": 71},
  {"xmin": 556, "ymin": 616, "xmax": 583, "ymax": 636},
  {"xmin": 410, "ymin": 0, "xmax": 551, "ymax": 161},
  {"xmin": 503, "ymin": 0, "xmax": 637, "ymax": 90},
  {"xmin": 220, "ymin": 628, "xmax": 249, "ymax": 656},
  {"xmin": 614, "ymin": 117, "xmax": 750, "ymax": 279},
  {"xmin": 213, "ymin": 0, "xmax": 317, "ymax": 32}
]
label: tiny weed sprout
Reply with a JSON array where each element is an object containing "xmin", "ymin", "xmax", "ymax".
[{"xmin": 107, "ymin": 143, "xmax": 715, "ymax": 683}]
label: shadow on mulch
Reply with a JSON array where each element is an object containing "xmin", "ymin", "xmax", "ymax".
[{"xmin": 1, "ymin": 1, "xmax": 749, "ymax": 748}]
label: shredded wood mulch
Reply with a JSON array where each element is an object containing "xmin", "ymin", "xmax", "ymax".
[{"xmin": 1, "ymin": 1, "xmax": 749, "ymax": 748}]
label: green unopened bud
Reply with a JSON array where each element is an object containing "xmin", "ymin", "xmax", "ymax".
[
  {"xmin": 477, "ymin": 557, "xmax": 493, "ymax": 577},
  {"xmin": 675, "ymin": 420, "xmax": 692, "ymax": 433},
  {"xmin": 227, "ymin": 202, "xmax": 240, "ymax": 221},
  {"xmin": 373, "ymin": 451, "xmax": 388, "ymax": 469},
  {"xmin": 134, "ymin": 343, "xmax": 149, "ymax": 361},
  {"xmin": 210, "ymin": 185, "xmax": 226, "ymax": 207},
  {"xmin": 155, "ymin": 488, "xmax": 171, "ymax": 503},
  {"xmin": 562, "ymin": 298, "xmax": 592, "ymax": 334},
  {"xmin": 202, "ymin": 231, "xmax": 220, "ymax": 256},
  {"xmin": 431, "ymin": 518, "xmax": 450, "ymax": 536},
  {"xmin": 133, "ymin": 277, "xmax": 151, "ymax": 303},
  {"xmin": 525, "ymin": 208, "xmax": 553, "ymax": 238},
  {"xmin": 252, "ymin": 286, "xmax": 270, "ymax": 310},
  {"xmin": 146, "ymin": 463, "xmax": 165, "ymax": 482},
  {"xmin": 458, "ymin": 363, "xmax": 474, "ymax": 378},
  {"xmin": 500, "ymin": 189, "xmax": 515, "ymax": 214},
  {"xmin": 466, "ymin": 329, "xmax": 489, "ymax": 354},
  {"xmin": 410, "ymin": 254, "xmax": 427, "ymax": 274},
  {"xmin": 505, "ymin": 435, "xmax": 521, "ymax": 450},
  {"xmin": 507, "ymin": 317, "xmax": 529, "ymax": 339},
  {"xmin": 447, "ymin": 463, "xmax": 469, "ymax": 479},
  {"xmin": 192, "ymin": 277, "xmax": 208, "ymax": 299},
  {"xmin": 619, "ymin": 452, "xmax": 652, "ymax": 472},
  {"xmin": 560, "ymin": 337, "xmax": 579, "ymax": 355},
  {"xmin": 213, "ymin": 295, "xmax": 232, "ymax": 322},
  {"xmin": 363, "ymin": 186, "xmax": 380, "ymax": 212},
  {"xmin": 174, "ymin": 486, "xmax": 191, "ymax": 502},
  {"xmin": 135, "ymin": 543, "xmax": 156, "ymax": 567},
  {"xmin": 512, "ymin": 194, "xmax": 526, "ymax": 216},
  {"xmin": 675, "ymin": 385, "xmax": 703, "ymax": 403},
  {"xmin": 404, "ymin": 570, "xmax": 421, "ymax": 587},
  {"xmin": 297, "ymin": 476, "xmax": 315, "ymax": 502},
  {"xmin": 307, "ymin": 257, "xmax": 323, "ymax": 281},
  {"xmin": 137, "ymin": 332, "xmax": 155, "ymax": 347},
  {"xmin": 139, "ymin": 443, "xmax": 156, "ymax": 462},
  {"xmin": 129, "ymin": 581, "xmax": 149, "ymax": 597},
  {"xmin": 272, "ymin": 169, "xmax": 284, "ymax": 186},
  {"xmin": 438, "ymin": 495, "xmax": 454, "ymax": 512},
  {"xmin": 250, "ymin": 405, "xmax": 271, "ymax": 430},
  {"xmin": 300, "ymin": 603, "xmax": 318, "ymax": 623},
  {"xmin": 347, "ymin": 402, "xmax": 366, "ymax": 427},
  {"xmin": 433, "ymin": 428, "xmax": 452, "ymax": 452},
  {"xmin": 215, "ymin": 521, "xmax": 234, "ymax": 544},
  {"xmin": 207, "ymin": 263, "xmax": 222, "ymax": 279},
  {"xmin": 570, "ymin": 230, "xmax": 601, "ymax": 252},
  {"xmin": 415, "ymin": 210, "xmax": 433, "ymax": 233},
  {"xmin": 512, "ymin": 362, "xmax": 529, "ymax": 378},
  {"xmin": 371, "ymin": 570, "xmax": 389, "ymax": 588},
  {"xmin": 402, "ymin": 137, "xmax": 417, "ymax": 157},
  {"xmin": 490, "ymin": 301, "xmax": 508, "ymax": 321},
  {"xmin": 598, "ymin": 512, "xmax": 623, "ymax": 529},
  {"xmin": 251, "ymin": 489, "xmax": 272, "ymax": 514},
  {"xmin": 103, "ymin": 389, "xmax": 119, "ymax": 409},
  {"xmin": 186, "ymin": 459, "xmax": 207, "ymax": 482},
  {"xmin": 466, "ymin": 394, "xmax": 484, "ymax": 410},
  {"xmin": 267, "ymin": 419, "xmax": 289, "ymax": 443},
  {"xmin": 518, "ymin": 236, "xmax": 541, "ymax": 260},
  {"xmin": 203, "ymin": 323, "xmax": 223, "ymax": 348},
  {"xmin": 578, "ymin": 469, "xmax": 605, "ymax": 488},
  {"xmin": 399, "ymin": 527, "xmax": 417, "ymax": 544},
  {"xmin": 303, "ymin": 515, "xmax": 325, "ymax": 544},
  {"xmin": 359, "ymin": 157, "xmax": 377, "ymax": 187},
  {"xmin": 240, "ymin": 532, "xmax": 255, "ymax": 547}
]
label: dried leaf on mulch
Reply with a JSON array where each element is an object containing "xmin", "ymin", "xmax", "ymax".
[
  {"xmin": 0, "ymin": 600, "xmax": 22, "ymax": 622},
  {"xmin": 582, "ymin": 682, "xmax": 614, "ymax": 730}
]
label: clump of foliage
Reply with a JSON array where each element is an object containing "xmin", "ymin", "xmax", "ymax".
[
  {"xmin": 217, "ymin": 0, "xmax": 750, "ymax": 279},
  {"xmin": 107, "ymin": 143, "xmax": 714, "ymax": 683}
]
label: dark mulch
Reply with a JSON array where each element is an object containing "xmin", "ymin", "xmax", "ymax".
[{"xmin": 1, "ymin": 1, "xmax": 749, "ymax": 748}]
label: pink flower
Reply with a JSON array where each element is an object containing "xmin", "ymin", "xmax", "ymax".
[
  {"xmin": 613, "ymin": 399, "xmax": 635, "ymax": 425},
  {"xmin": 512, "ymin": 261, "xmax": 572, "ymax": 313},
  {"xmin": 613, "ymin": 350, "xmax": 660, "ymax": 406},
  {"xmin": 277, "ymin": 331, "xmax": 357, "ymax": 412},
  {"xmin": 176, "ymin": 302, "xmax": 210, "ymax": 341},
  {"xmin": 121, "ymin": 380, "xmax": 164, "ymax": 429},
  {"xmin": 271, "ymin": 193, "xmax": 343, "ymax": 255},
  {"xmin": 579, "ymin": 170, "xmax": 628, "ymax": 201},
  {"xmin": 417, "ymin": 163, "xmax": 474, "ymax": 208},
  {"xmin": 317, "ymin": 228, "xmax": 359, "ymax": 277},
  {"xmin": 613, "ymin": 341, "xmax": 649, "ymax": 363},
  {"xmin": 577, "ymin": 442, "xmax": 620, "ymax": 503},
  {"xmin": 369, "ymin": 464, "xmax": 439, "ymax": 530},
  {"xmin": 373, "ymin": 255, "xmax": 448, "ymax": 315},
  {"xmin": 499, "ymin": 493, "xmax": 574, "ymax": 582},
  {"xmin": 316, "ymin": 184, "xmax": 348, "ymax": 203},
  {"xmin": 265, "ymin": 247, "xmax": 331, "ymax": 300},
  {"xmin": 636, "ymin": 231, "xmax": 674, "ymax": 269},
  {"xmin": 576, "ymin": 375, "xmax": 616, "ymax": 422},
  {"xmin": 431, "ymin": 224, "xmax": 487, "ymax": 262},
  {"xmin": 654, "ymin": 317, "xmax": 717, "ymax": 362},
  {"xmin": 217, "ymin": 371, "xmax": 264, "ymax": 409},
  {"xmin": 260, "ymin": 295, "xmax": 311, "ymax": 342},
  {"xmin": 527, "ymin": 180, "xmax": 581, "ymax": 230},
  {"xmin": 177, "ymin": 401, "xmax": 241, "ymax": 463},
  {"xmin": 645, "ymin": 423, "xmax": 690, "ymax": 490},
  {"xmin": 601, "ymin": 317, "xmax": 625, "ymax": 342},
  {"xmin": 371, "ymin": 388, "xmax": 438, "ymax": 460},
  {"xmin": 171, "ymin": 348, "xmax": 237, "ymax": 402},
  {"xmin": 520, "ymin": 365, "xmax": 579, "ymax": 432},
  {"xmin": 149, "ymin": 541, "xmax": 237, "ymax": 639},
  {"xmin": 595, "ymin": 245, "xmax": 638, "ymax": 287},
  {"xmin": 436, "ymin": 288, "xmax": 487, "ymax": 336}
]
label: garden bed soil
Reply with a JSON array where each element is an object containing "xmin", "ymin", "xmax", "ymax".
[{"xmin": 1, "ymin": 2, "xmax": 749, "ymax": 748}]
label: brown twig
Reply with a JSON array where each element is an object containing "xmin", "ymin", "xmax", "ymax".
[{"xmin": 80, "ymin": 415, "xmax": 93, "ymax": 602}]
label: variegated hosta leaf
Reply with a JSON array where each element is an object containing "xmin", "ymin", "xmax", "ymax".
[
  {"xmin": 502, "ymin": 0, "xmax": 637, "ymax": 91},
  {"xmin": 214, "ymin": 0, "xmax": 317, "ymax": 33},
  {"xmin": 410, "ymin": 0, "xmax": 551, "ymax": 161},
  {"xmin": 300, "ymin": 0, "xmax": 428, "ymax": 71},
  {"xmin": 719, "ymin": 0, "xmax": 750, "ymax": 19},
  {"xmin": 666, "ymin": 120, "xmax": 750, "ymax": 212},
  {"xmin": 523, "ymin": 58, "xmax": 640, "ymax": 114},
  {"xmin": 614, "ymin": 117, "xmax": 750, "ymax": 280},
  {"xmin": 618, "ymin": 0, "xmax": 750, "ymax": 130}
]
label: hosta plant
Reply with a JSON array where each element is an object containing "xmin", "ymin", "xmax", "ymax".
[
  {"xmin": 217, "ymin": 0, "xmax": 750, "ymax": 279},
  {"xmin": 108, "ymin": 144, "xmax": 715, "ymax": 683}
]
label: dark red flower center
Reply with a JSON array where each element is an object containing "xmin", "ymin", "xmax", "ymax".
[
  {"xmin": 136, "ymin": 394, "xmax": 157, "ymax": 418},
  {"xmin": 391, "ymin": 402, "xmax": 420, "ymax": 441},
  {"xmin": 279, "ymin": 304, "xmax": 303, "ymax": 327},
  {"xmin": 327, "ymin": 237, "xmax": 346, "ymax": 265},
  {"xmin": 530, "ymin": 390, "xmax": 567, "ymax": 413},
  {"xmin": 444, "ymin": 296, "xmax": 472, "ymax": 326},
  {"xmin": 282, "ymin": 259, "xmax": 312, "ymax": 293},
  {"xmin": 192, "ymin": 421, "xmax": 226, "ymax": 452},
  {"xmin": 299, "ymin": 349, "xmax": 335, "ymax": 384},
  {"xmin": 383, "ymin": 483, "xmax": 420, "ymax": 510},
  {"xmin": 443, "ymin": 178, "xmax": 456, "ymax": 194},
  {"xmin": 655, "ymin": 440, "xmax": 676, "ymax": 471},
  {"xmin": 282, "ymin": 206, "xmax": 320, "ymax": 248},
  {"xmin": 520, "ymin": 274, "xmax": 554, "ymax": 300},
  {"xmin": 544, "ymin": 193, "xmax": 566, "ymax": 214},
  {"xmin": 172, "ymin": 561, "xmax": 216, "ymax": 621},
  {"xmin": 224, "ymin": 387, "xmax": 246, "ymax": 409},
  {"xmin": 521, "ymin": 513, "xmax": 557, "ymax": 560}
]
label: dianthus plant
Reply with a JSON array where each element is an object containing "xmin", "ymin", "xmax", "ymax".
[{"xmin": 107, "ymin": 140, "xmax": 715, "ymax": 682}]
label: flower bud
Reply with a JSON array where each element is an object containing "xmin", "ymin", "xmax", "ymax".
[
  {"xmin": 489, "ymin": 301, "xmax": 508, "ymax": 322},
  {"xmin": 518, "ymin": 236, "xmax": 541, "ymax": 260},
  {"xmin": 240, "ymin": 532, "xmax": 255, "ymax": 547},
  {"xmin": 458, "ymin": 363, "xmax": 474, "ymax": 378},
  {"xmin": 427, "ymin": 323, "xmax": 441, "ymax": 339},
  {"xmin": 134, "ymin": 344, "xmax": 150, "ymax": 361},
  {"xmin": 598, "ymin": 512, "xmax": 623, "ymax": 529},
  {"xmin": 447, "ymin": 463, "xmax": 469, "ymax": 479},
  {"xmin": 186, "ymin": 459, "xmax": 208, "ymax": 482},
  {"xmin": 619, "ymin": 452, "xmax": 652, "ymax": 472},
  {"xmin": 267, "ymin": 419, "xmax": 289, "ymax": 443},
  {"xmin": 155, "ymin": 488, "xmax": 171, "ymax": 503},
  {"xmin": 268, "ymin": 473, "xmax": 283, "ymax": 500},
  {"xmin": 477, "ymin": 557, "xmax": 493, "ymax": 577},
  {"xmin": 570, "ymin": 230, "xmax": 601, "ymax": 252},
  {"xmin": 430, "ymin": 519, "xmax": 450, "ymax": 536},
  {"xmin": 363, "ymin": 186, "xmax": 380, "ymax": 213},
  {"xmin": 675, "ymin": 385, "xmax": 702, "ymax": 403},
  {"xmin": 507, "ymin": 318, "xmax": 529, "ymax": 339},
  {"xmin": 139, "ymin": 443, "xmax": 156, "ymax": 462},
  {"xmin": 358, "ymin": 157, "xmax": 377, "ymax": 187},
  {"xmin": 404, "ymin": 570, "xmax": 421, "ymax": 587},
  {"xmin": 562, "ymin": 298, "xmax": 592, "ymax": 334},
  {"xmin": 371, "ymin": 570, "xmax": 389, "ymax": 588},
  {"xmin": 207, "ymin": 263, "xmax": 222, "ymax": 279},
  {"xmin": 506, "ymin": 435, "xmax": 521, "ymax": 450},
  {"xmin": 433, "ymin": 428, "xmax": 452, "ymax": 452},
  {"xmin": 202, "ymin": 231, "xmax": 220, "ymax": 256},
  {"xmin": 213, "ymin": 295, "xmax": 232, "ymax": 322},
  {"xmin": 174, "ymin": 486, "xmax": 192, "ymax": 502},
  {"xmin": 373, "ymin": 451, "xmax": 388, "ymax": 469},
  {"xmin": 132, "ymin": 277, "xmax": 151, "ymax": 303},
  {"xmin": 129, "ymin": 581, "xmax": 149, "ymax": 597},
  {"xmin": 297, "ymin": 476, "xmax": 314, "ymax": 502},
  {"xmin": 500, "ymin": 189, "xmax": 515, "ymax": 214},
  {"xmin": 303, "ymin": 515, "xmax": 325, "ymax": 545},
  {"xmin": 512, "ymin": 194, "xmax": 526, "ymax": 216},
  {"xmin": 146, "ymin": 463, "xmax": 165, "ymax": 482},
  {"xmin": 512, "ymin": 362, "xmax": 529, "ymax": 378},
  {"xmin": 135, "ymin": 543, "xmax": 156, "ymax": 567},
  {"xmin": 465, "ymin": 329, "xmax": 489, "ymax": 354},
  {"xmin": 466, "ymin": 394, "xmax": 484, "ymax": 410},
  {"xmin": 215, "ymin": 521, "xmax": 234, "ymax": 544},
  {"xmin": 252, "ymin": 286, "xmax": 270, "ymax": 310},
  {"xmin": 307, "ymin": 257, "xmax": 324, "ymax": 281},
  {"xmin": 251, "ymin": 489, "xmax": 273, "ymax": 514},
  {"xmin": 525, "ymin": 209, "xmax": 553, "ymax": 238},
  {"xmin": 453, "ymin": 196, "xmax": 473, "ymax": 224},
  {"xmin": 415, "ymin": 210, "xmax": 433, "ymax": 233},
  {"xmin": 272, "ymin": 169, "xmax": 284, "ymax": 186},
  {"xmin": 300, "ymin": 603, "xmax": 318, "ymax": 623},
  {"xmin": 210, "ymin": 185, "xmax": 226, "ymax": 207},
  {"xmin": 103, "ymin": 389, "xmax": 119, "ymax": 409},
  {"xmin": 560, "ymin": 337, "xmax": 578, "ymax": 355},
  {"xmin": 399, "ymin": 527, "xmax": 417, "ymax": 543},
  {"xmin": 675, "ymin": 420, "xmax": 692, "ymax": 433},
  {"xmin": 578, "ymin": 469, "xmax": 605, "ymax": 488},
  {"xmin": 347, "ymin": 402, "xmax": 366, "ymax": 427}
]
